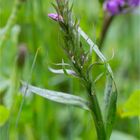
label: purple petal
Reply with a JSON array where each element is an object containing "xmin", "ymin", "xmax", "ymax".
[
  {"xmin": 105, "ymin": 1, "xmax": 119, "ymax": 14},
  {"xmin": 128, "ymin": 0, "xmax": 140, "ymax": 7},
  {"xmin": 48, "ymin": 13, "xmax": 63, "ymax": 22},
  {"xmin": 103, "ymin": 0, "xmax": 140, "ymax": 15}
]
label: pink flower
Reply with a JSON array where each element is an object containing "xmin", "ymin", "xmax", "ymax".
[{"xmin": 48, "ymin": 13, "xmax": 63, "ymax": 22}]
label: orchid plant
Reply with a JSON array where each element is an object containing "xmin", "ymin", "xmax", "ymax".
[
  {"xmin": 0, "ymin": 0, "xmax": 139, "ymax": 139},
  {"xmin": 22, "ymin": 0, "xmax": 117, "ymax": 140},
  {"xmin": 21, "ymin": 0, "xmax": 140, "ymax": 139},
  {"xmin": 19, "ymin": 0, "xmax": 140, "ymax": 139}
]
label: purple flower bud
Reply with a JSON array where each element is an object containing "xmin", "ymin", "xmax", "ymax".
[
  {"xmin": 48, "ymin": 13, "xmax": 63, "ymax": 22},
  {"xmin": 128, "ymin": 0, "xmax": 140, "ymax": 7},
  {"xmin": 104, "ymin": 0, "xmax": 140, "ymax": 15},
  {"xmin": 104, "ymin": 0, "xmax": 125, "ymax": 15}
]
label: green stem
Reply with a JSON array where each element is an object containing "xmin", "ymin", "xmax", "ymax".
[
  {"xmin": 72, "ymin": 63, "xmax": 106, "ymax": 140},
  {"xmin": 87, "ymin": 84, "xmax": 106, "ymax": 140},
  {"xmin": 98, "ymin": 15, "xmax": 114, "ymax": 50},
  {"xmin": 0, "ymin": 0, "xmax": 21, "ymax": 49},
  {"xmin": 0, "ymin": 0, "xmax": 22, "ymax": 73}
]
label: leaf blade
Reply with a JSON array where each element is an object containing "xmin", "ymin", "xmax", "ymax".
[
  {"xmin": 121, "ymin": 90, "xmax": 140, "ymax": 117},
  {"xmin": 78, "ymin": 27, "xmax": 117, "ymax": 139},
  {"xmin": 104, "ymin": 75, "xmax": 117, "ymax": 139},
  {"xmin": 21, "ymin": 82, "xmax": 89, "ymax": 111}
]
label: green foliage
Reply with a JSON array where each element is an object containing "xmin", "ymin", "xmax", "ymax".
[
  {"xmin": 48, "ymin": 1, "xmax": 118, "ymax": 140},
  {"xmin": 21, "ymin": 82, "xmax": 90, "ymax": 111},
  {"xmin": 104, "ymin": 75, "xmax": 117, "ymax": 139},
  {"xmin": 77, "ymin": 23, "xmax": 117, "ymax": 140},
  {"xmin": 0, "ymin": 105, "xmax": 9, "ymax": 126},
  {"xmin": 0, "ymin": 0, "xmax": 139, "ymax": 139},
  {"xmin": 121, "ymin": 90, "xmax": 140, "ymax": 117},
  {"xmin": 111, "ymin": 131, "xmax": 138, "ymax": 140}
]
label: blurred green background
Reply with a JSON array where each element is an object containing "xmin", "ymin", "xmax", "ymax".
[{"xmin": 0, "ymin": 0, "xmax": 140, "ymax": 140}]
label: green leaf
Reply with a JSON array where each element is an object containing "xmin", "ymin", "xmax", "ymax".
[
  {"xmin": 78, "ymin": 26, "xmax": 117, "ymax": 139},
  {"xmin": 121, "ymin": 90, "xmax": 140, "ymax": 117},
  {"xmin": 0, "ymin": 28, "xmax": 6, "ymax": 37},
  {"xmin": 104, "ymin": 75, "xmax": 117, "ymax": 139},
  {"xmin": 105, "ymin": 90, "xmax": 117, "ymax": 139},
  {"xmin": 21, "ymin": 82, "xmax": 90, "ymax": 111},
  {"xmin": 0, "ymin": 80, "xmax": 9, "ymax": 93},
  {"xmin": 94, "ymin": 72, "xmax": 104, "ymax": 83},
  {"xmin": 0, "ymin": 105, "xmax": 10, "ymax": 126},
  {"xmin": 0, "ymin": 122, "xmax": 9, "ymax": 140},
  {"xmin": 104, "ymin": 75, "xmax": 113, "ymax": 110},
  {"xmin": 48, "ymin": 67, "xmax": 78, "ymax": 77},
  {"xmin": 111, "ymin": 131, "xmax": 138, "ymax": 140},
  {"xmin": 78, "ymin": 27, "xmax": 114, "ymax": 79}
]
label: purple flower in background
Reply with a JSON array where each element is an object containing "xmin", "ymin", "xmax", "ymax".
[
  {"xmin": 128, "ymin": 0, "xmax": 140, "ymax": 7},
  {"xmin": 104, "ymin": 0, "xmax": 125, "ymax": 14},
  {"xmin": 48, "ymin": 13, "xmax": 63, "ymax": 22},
  {"xmin": 104, "ymin": 0, "xmax": 140, "ymax": 15}
]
